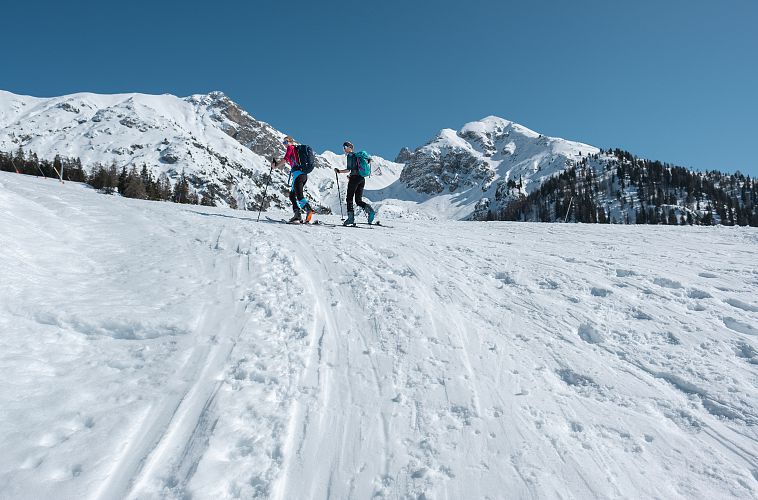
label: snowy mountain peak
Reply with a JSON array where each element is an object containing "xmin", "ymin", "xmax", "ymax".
[
  {"xmin": 397, "ymin": 115, "xmax": 599, "ymax": 218},
  {"xmin": 460, "ymin": 115, "xmax": 516, "ymax": 136}
]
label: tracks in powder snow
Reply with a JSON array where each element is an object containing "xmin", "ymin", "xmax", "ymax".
[
  {"xmin": 73, "ymin": 205, "xmax": 758, "ymax": 499},
  {"xmin": 269, "ymin": 223, "xmax": 498, "ymax": 499},
  {"xmin": 95, "ymin": 225, "xmax": 256, "ymax": 500},
  {"xmin": 270, "ymin": 226, "xmax": 394, "ymax": 499},
  {"xmin": 7, "ymin": 175, "xmax": 757, "ymax": 500},
  {"xmin": 83, "ymin": 214, "xmax": 758, "ymax": 499}
]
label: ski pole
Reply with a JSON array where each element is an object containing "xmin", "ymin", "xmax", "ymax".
[
  {"xmin": 564, "ymin": 196, "xmax": 574, "ymax": 223},
  {"xmin": 335, "ymin": 170, "xmax": 344, "ymax": 220},
  {"xmin": 257, "ymin": 161, "xmax": 275, "ymax": 222}
]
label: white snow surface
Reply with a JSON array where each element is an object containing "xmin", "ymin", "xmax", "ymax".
[{"xmin": 1, "ymin": 171, "xmax": 758, "ymax": 499}]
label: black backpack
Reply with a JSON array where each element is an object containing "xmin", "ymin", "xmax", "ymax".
[{"xmin": 295, "ymin": 144, "xmax": 316, "ymax": 174}]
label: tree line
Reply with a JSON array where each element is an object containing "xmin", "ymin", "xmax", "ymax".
[
  {"xmin": 1, "ymin": 147, "xmax": 217, "ymax": 207},
  {"xmin": 493, "ymin": 149, "xmax": 757, "ymax": 227}
]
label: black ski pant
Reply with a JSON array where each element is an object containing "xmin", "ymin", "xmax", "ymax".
[
  {"xmin": 346, "ymin": 175, "xmax": 372, "ymax": 212},
  {"xmin": 289, "ymin": 173, "xmax": 308, "ymax": 214}
]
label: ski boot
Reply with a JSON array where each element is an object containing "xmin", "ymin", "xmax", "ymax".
[
  {"xmin": 343, "ymin": 210, "xmax": 355, "ymax": 226},
  {"xmin": 288, "ymin": 212, "xmax": 303, "ymax": 224},
  {"xmin": 367, "ymin": 206, "xmax": 376, "ymax": 225},
  {"xmin": 304, "ymin": 204, "xmax": 317, "ymax": 224}
]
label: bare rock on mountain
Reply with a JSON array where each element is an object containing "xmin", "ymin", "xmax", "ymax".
[
  {"xmin": 395, "ymin": 147, "xmax": 412, "ymax": 164},
  {"xmin": 398, "ymin": 116, "xmax": 598, "ymax": 216}
]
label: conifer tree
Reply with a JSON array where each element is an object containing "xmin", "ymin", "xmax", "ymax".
[
  {"xmin": 157, "ymin": 173, "xmax": 172, "ymax": 201},
  {"xmin": 123, "ymin": 165, "xmax": 146, "ymax": 199},
  {"xmin": 104, "ymin": 163, "xmax": 119, "ymax": 194},
  {"xmin": 200, "ymin": 185, "xmax": 217, "ymax": 207},
  {"xmin": 173, "ymin": 170, "xmax": 190, "ymax": 204},
  {"xmin": 118, "ymin": 166, "xmax": 128, "ymax": 194}
]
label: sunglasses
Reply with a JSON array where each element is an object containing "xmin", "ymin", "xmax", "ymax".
[{"xmin": 283, "ymin": 140, "xmax": 290, "ymax": 145}]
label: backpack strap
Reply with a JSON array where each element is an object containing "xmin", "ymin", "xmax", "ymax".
[
  {"xmin": 293, "ymin": 145, "xmax": 302, "ymax": 170},
  {"xmin": 347, "ymin": 152, "xmax": 357, "ymax": 174}
]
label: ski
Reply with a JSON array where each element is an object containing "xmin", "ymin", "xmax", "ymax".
[
  {"xmin": 263, "ymin": 217, "xmax": 374, "ymax": 228},
  {"xmin": 357, "ymin": 221, "xmax": 392, "ymax": 228},
  {"xmin": 264, "ymin": 216, "xmax": 308, "ymax": 225},
  {"xmin": 263, "ymin": 216, "xmax": 338, "ymax": 227},
  {"xmin": 262, "ymin": 217, "xmax": 287, "ymax": 224},
  {"xmin": 306, "ymin": 220, "xmax": 335, "ymax": 227}
]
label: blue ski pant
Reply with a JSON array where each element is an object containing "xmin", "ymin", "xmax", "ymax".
[{"xmin": 289, "ymin": 171, "xmax": 309, "ymax": 213}]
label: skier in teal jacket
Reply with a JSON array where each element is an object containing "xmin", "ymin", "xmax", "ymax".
[{"xmin": 334, "ymin": 141, "xmax": 376, "ymax": 226}]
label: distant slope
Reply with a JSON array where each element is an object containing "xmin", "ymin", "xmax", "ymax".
[{"xmin": 497, "ymin": 148, "xmax": 758, "ymax": 226}]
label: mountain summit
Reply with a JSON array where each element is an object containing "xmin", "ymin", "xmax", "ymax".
[{"xmin": 397, "ymin": 115, "xmax": 598, "ymax": 217}]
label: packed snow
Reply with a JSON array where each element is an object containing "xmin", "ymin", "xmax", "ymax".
[{"xmin": 1, "ymin": 171, "xmax": 757, "ymax": 499}]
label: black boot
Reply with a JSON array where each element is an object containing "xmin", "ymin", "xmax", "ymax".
[
  {"xmin": 343, "ymin": 210, "xmax": 355, "ymax": 226},
  {"xmin": 288, "ymin": 211, "xmax": 302, "ymax": 224}
]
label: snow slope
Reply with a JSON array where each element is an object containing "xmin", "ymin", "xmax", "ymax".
[{"xmin": 1, "ymin": 171, "xmax": 757, "ymax": 499}]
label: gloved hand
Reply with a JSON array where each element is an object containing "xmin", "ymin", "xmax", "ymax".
[{"xmin": 334, "ymin": 167, "xmax": 339, "ymax": 173}]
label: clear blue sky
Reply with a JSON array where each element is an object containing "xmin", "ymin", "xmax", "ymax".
[{"xmin": 2, "ymin": 0, "xmax": 756, "ymax": 175}]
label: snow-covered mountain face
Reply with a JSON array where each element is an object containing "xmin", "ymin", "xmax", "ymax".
[
  {"xmin": 0, "ymin": 90, "xmax": 399, "ymax": 212},
  {"xmin": 396, "ymin": 116, "xmax": 599, "ymax": 218},
  {"xmin": 0, "ymin": 90, "xmax": 285, "ymax": 209}
]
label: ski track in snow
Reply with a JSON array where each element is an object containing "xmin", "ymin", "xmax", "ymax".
[{"xmin": 1, "ymin": 172, "xmax": 757, "ymax": 499}]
